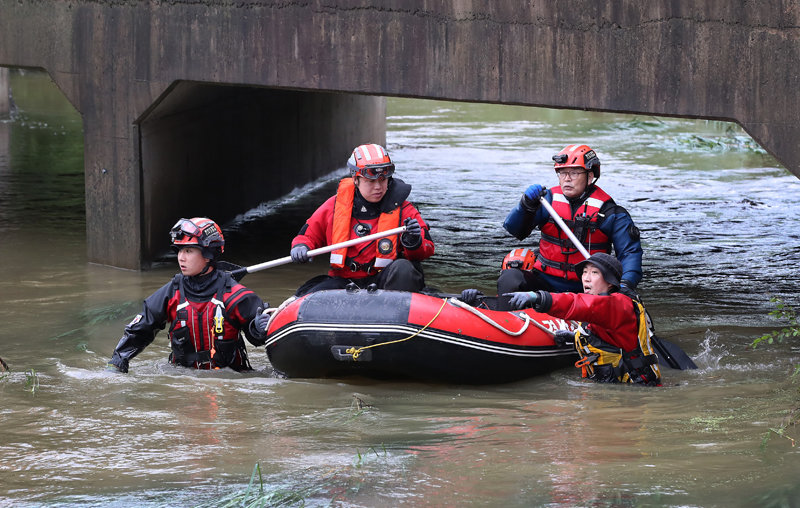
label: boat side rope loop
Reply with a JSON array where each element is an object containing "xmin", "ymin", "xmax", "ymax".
[
  {"xmin": 446, "ymin": 297, "xmax": 542, "ymax": 336},
  {"xmin": 346, "ymin": 298, "xmax": 449, "ymax": 360}
]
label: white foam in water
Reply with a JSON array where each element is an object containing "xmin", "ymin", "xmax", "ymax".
[
  {"xmin": 692, "ymin": 329, "xmax": 728, "ymax": 371},
  {"xmin": 226, "ymin": 170, "xmax": 344, "ymax": 228}
]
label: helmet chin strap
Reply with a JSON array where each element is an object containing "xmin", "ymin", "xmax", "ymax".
[{"xmin": 198, "ymin": 258, "xmax": 215, "ymax": 276}]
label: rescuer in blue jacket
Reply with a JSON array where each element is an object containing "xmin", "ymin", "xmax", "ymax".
[
  {"xmin": 459, "ymin": 144, "xmax": 643, "ymax": 309},
  {"xmin": 499, "ymin": 144, "xmax": 642, "ymax": 298}
]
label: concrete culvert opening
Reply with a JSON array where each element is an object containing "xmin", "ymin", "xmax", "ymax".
[{"xmin": 137, "ymin": 81, "xmax": 385, "ymax": 265}]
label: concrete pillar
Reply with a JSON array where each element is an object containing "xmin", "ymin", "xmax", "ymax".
[
  {"xmin": 0, "ymin": 119, "xmax": 8, "ymax": 165},
  {"xmin": 0, "ymin": 68, "xmax": 8, "ymax": 154},
  {"xmin": 0, "ymin": 68, "xmax": 9, "ymax": 118}
]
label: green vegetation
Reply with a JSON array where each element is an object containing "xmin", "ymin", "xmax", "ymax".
[
  {"xmin": 200, "ymin": 443, "xmax": 390, "ymax": 508},
  {"xmin": 199, "ymin": 398, "xmax": 389, "ymax": 506},
  {"xmin": 753, "ymin": 298, "xmax": 800, "ymax": 359},
  {"xmin": 0, "ymin": 361, "xmax": 40, "ymax": 395},
  {"xmin": 25, "ymin": 368, "xmax": 39, "ymax": 394},
  {"xmin": 753, "ymin": 298, "xmax": 800, "ymax": 448},
  {"xmin": 354, "ymin": 444, "xmax": 388, "ymax": 468},
  {"xmin": 196, "ymin": 463, "xmax": 308, "ymax": 507}
]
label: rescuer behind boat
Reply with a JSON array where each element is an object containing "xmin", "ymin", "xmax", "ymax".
[
  {"xmin": 505, "ymin": 252, "xmax": 661, "ymax": 386},
  {"xmin": 106, "ymin": 217, "xmax": 272, "ymax": 373},
  {"xmin": 289, "ymin": 143, "xmax": 435, "ymax": 296},
  {"xmin": 494, "ymin": 144, "xmax": 643, "ymax": 308}
]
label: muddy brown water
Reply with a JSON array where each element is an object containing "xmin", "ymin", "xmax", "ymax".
[{"xmin": 1, "ymin": 70, "xmax": 799, "ymax": 507}]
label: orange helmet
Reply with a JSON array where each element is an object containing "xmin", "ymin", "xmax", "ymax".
[
  {"xmin": 552, "ymin": 144, "xmax": 600, "ymax": 178},
  {"xmin": 501, "ymin": 248, "xmax": 537, "ymax": 271},
  {"xmin": 170, "ymin": 217, "xmax": 225, "ymax": 260},
  {"xmin": 347, "ymin": 143, "xmax": 395, "ymax": 180}
]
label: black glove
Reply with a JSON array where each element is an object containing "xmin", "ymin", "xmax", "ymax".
[
  {"xmin": 401, "ymin": 218, "xmax": 422, "ymax": 249},
  {"xmin": 459, "ymin": 289, "xmax": 483, "ymax": 306},
  {"xmin": 553, "ymin": 330, "xmax": 575, "ymax": 348},
  {"xmin": 290, "ymin": 244, "xmax": 310, "ymax": 263}
]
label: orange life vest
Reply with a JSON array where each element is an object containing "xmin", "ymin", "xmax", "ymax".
[{"xmin": 330, "ymin": 178, "xmax": 401, "ymax": 271}]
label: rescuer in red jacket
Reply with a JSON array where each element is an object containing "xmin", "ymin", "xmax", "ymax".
[
  {"xmin": 290, "ymin": 143, "xmax": 435, "ymax": 296},
  {"xmin": 106, "ymin": 217, "xmax": 271, "ymax": 373},
  {"xmin": 505, "ymin": 253, "xmax": 661, "ymax": 386}
]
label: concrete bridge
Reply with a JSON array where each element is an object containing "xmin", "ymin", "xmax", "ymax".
[{"xmin": 1, "ymin": 1, "xmax": 798, "ymax": 270}]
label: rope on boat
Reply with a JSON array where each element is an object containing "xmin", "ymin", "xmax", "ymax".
[
  {"xmin": 346, "ymin": 298, "xmax": 449, "ymax": 360},
  {"xmin": 526, "ymin": 315, "xmax": 556, "ymax": 337},
  {"xmin": 260, "ymin": 296, "xmax": 297, "ymax": 333},
  {"xmin": 447, "ymin": 297, "xmax": 556, "ymax": 337}
]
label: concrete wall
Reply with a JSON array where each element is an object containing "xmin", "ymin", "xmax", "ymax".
[
  {"xmin": 0, "ymin": 1, "xmax": 797, "ymax": 269},
  {"xmin": 0, "ymin": 68, "xmax": 8, "ymax": 118}
]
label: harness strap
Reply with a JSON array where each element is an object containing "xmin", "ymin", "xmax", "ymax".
[
  {"xmin": 540, "ymin": 231, "xmax": 611, "ymax": 252},
  {"xmin": 623, "ymin": 353, "xmax": 658, "ymax": 371},
  {"xmin": 180, "ymin": 350, "xmax": 212, "ymax": 365},
  {"xmin": 344, "ymin": 257, "xmax": 377, "ymax": 274},
  {"xmin": 536, "ymin": 253, "xmax": 574, "ymax": 274}
]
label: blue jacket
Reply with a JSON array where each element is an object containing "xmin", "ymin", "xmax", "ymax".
[{"xmin": 503, "ymin": 187, "xmax": 643, "ymax": 288}]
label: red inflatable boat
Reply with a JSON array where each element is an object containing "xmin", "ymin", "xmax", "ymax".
[{"xmin": 264, "ymin": 288, "xmax": 578, "ymax": 384}]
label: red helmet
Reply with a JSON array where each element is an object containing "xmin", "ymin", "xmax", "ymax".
[
  {"xmin": 170, "ymin": 217, "xmax": 225, "ymax": 260},
  {"xmin": 347, "ymin": 143, "xmax": 395, "ymax": 180},
  {"xmin": 501, "ymin": 248, "xmax": 537, "ymax": 271},
  {"xmin": 552, "ymin": 144, "xmax": 600, "ymax": 178}
]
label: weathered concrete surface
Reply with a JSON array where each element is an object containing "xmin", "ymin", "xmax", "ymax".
[
  {"xmin": 0, "ymin": 1, "xmax": 798, "ymax": 269},
  {"xmin": 0, "ymin": 68, "xmax": 8, "ymax": 118}
]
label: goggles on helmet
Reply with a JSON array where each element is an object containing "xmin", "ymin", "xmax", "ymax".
[
  {"xmin": 170, "ymin": 218, "xmax": 202, "ymax": 243},
  {"xmin": 359, "ymin": 162, "xmax": 395, "ymax": 180},
  {"xmin": 348, "ymin": 144, "xmax": 396, "ymax": 180}
]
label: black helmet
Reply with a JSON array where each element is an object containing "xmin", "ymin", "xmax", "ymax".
[{"xmin": 574, "ymin": 253, "xmax": 621, "ymax": 288}]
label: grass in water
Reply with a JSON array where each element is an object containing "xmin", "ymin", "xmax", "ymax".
[
  {"xmin": 200, "ymin": 396, "xmax": 390, "ymax": 506},
  {"xmin": 200, "ymin": 442, "xmax": 391, "ymax": 506},
  {"xmin": 753, "ymin": 297, "xmax": 800, "ymax": 449},
  {"xmin": 354, "ymin": 444, "xmax": 388, "ymax": 468},
  {"xmin": 197, "ymin": 463, "xmax": 307, "ymax": 507},
  {"xmin": 25, "ymin": 368, "xmax": 39, "ymax": 394}
]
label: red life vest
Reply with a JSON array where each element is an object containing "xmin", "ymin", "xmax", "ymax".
[
  {"xmin": 330, "ymin": 178, "xmax": 401, "ymax": 272},
  {"xmin": 166, "ymin": 273, "xmax": 251, "ymax": 370},
  {"xmin": 534, "ymin": 185, "xmax": 612, "ymax": 280}
]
